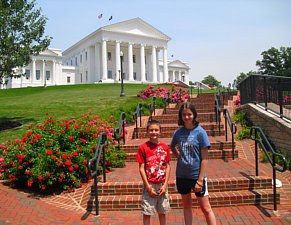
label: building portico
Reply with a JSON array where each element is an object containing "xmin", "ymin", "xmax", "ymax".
[{"xmin": 63, "ymin": 18, "xmax": 172, "ymax": 84}]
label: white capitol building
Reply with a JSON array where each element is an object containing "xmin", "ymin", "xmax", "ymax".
[{"xmin": 5, "ymin": 18, "xmax": 190, "ymax": 89}]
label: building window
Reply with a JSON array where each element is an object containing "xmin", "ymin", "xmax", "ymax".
[
  {"xmin": 107, "ymin": 52, "xmax": 111, "ymax": 61},
  {"xmin": 134, "ymin": 72, "xmax": 137, "ymax": 80},
  {"xmin": 108, "ymin": 70, "xmax": 112, "ymax": 79},
  {"xmin": 70, "ymin": 60, "xmax": 72, "ymax": 66},
  {"xmin": 80, "ymin": 73, "xmax": 82, "ymax": 83},
  {"xmin": 25, "ymin": 69, "xmax": 30, "ymax": 80},
  {"xmin": 85, "ymin": 52, "xmax": 88, "ymax": 61},
  {"xmin": 36, "ymin": 70, "xmax": 40, "ymax": 80},
  {"xmin": 67, "ymin": 77, "xmax": 71, "ymax": 83},
  {"xmin": 133, "ymin": 55, "xmax": 136, "ymax": 63},
  {"xmin": 46, "ymin": 71, "xmax": 50, "ymax": 80},
  {"xmin": 75, "ymin": 57, "xmax": 78, "ymax": 66},
  {"xmin": 86, "ymin": 71, "xmax": 88, "ymax": 81}
]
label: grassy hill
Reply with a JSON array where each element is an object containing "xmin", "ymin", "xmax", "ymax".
[{"xmin": 0, "ymin": 83, "xmax": 150, "ymax": 143}]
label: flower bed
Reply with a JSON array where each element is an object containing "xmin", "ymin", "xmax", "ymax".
[{"xmin": 0, "ymin": 112, "xmax": 126, "ymax": 193}]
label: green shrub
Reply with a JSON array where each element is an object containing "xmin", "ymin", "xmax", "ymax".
[{"xmin": 0, "ymin": 112, "xmax": 124, "ymax": 193}]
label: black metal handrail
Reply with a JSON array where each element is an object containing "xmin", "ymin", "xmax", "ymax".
[
  {"xmin": 239, "ymin": 74, "xmax": 291, "ymax": 121},
  {"xmin": 223, "ymin": 108, "xmax": 237, "ymax": 160},
  {"xmin": 114, "ymin": 112, "xmax": 126, "ymax": 148},
  {"xmin": 163, "ymin": 92, "xmax": 170, "ymax": 113},
  {"xmin": 133, "ymin": 103, "xmax": 142, "ymax": 139},
  {"xmin": 148, "ymin": 96, "xmax": 156, "ymax": 121},
  {"xmin": 250, "ymin": 126, "xmax": 287, "ymax": 211},
  {"xmin": 87, "ymin": 133, "xmax": 107, "ymax": 215},
  {"xmin": 214, "ymin": 93, "xmax": 221, "ymax": 135}
]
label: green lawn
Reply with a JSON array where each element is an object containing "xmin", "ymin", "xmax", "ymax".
[{"xmin": 0, "ymin": 83, "xmax": 150, "ymax": 143}]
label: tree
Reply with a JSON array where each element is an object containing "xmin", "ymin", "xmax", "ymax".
[
  {"xmin": 201, "ymin": 75, "xmax": 220, "ymax": 87},
  {"xmin": 0, "ymin": 0, "xmax": 52, "ymax": 84},
  {"xmin": 256, "ymin": 47, "xmax": 291, "ymax": 77},
  {"xmin": 235, "ymin": 71, "xmax": 257, "ymax": 86}
]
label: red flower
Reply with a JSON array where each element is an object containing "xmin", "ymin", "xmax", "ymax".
[
  {"xmin": 80, "ymin": 138, "xmax": 87, "ymax": 143},
  {"xmin": 38, "ymin": 176, "xmax": 44, "ymax": 181},
  {"xmin": 22, "ymin": 136, "xmax": 28, "ymax": 143},
  {"xmin": 18, "ymin": 165, "xmax": 23, "ymax": 170},
  {"xmin": 65, "ymin": 161, "xmax": 72, "ymax": 167},
  {"xmin": 27, "ymin": 181, "xmax": 33, "ymax": 187},
  {"xmin": 41, "ymin": 185, "xmax": 46, "ymax": 190},
  {"xmin": 69, "ymin": 136, "xmax": 74, "ymax": 142},
  {"xmin": 74, "ymin": 164, "xmax": 79, "ymax": 170},
  {"xmin": 46, "ymin": 150, "xmax": 53, "ymax": 155},
  {"xmin": 68, "ymin": 166, "xmax": 74, "ymax": 172}
]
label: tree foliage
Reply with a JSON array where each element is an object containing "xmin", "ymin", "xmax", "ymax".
[
  {"xmin": 201, "ymin": 75, "xmax": 220, "ymax": 87},
  {"xmin": 256, "ymin": 47, "xmax": 291, "ymax": 77},
  {"xmin": 0, "ymin": 0, "xmax": 52, "ymax": 83},
  {"xmin": 235, "ymin": 71, "xmax": 257, "ymax": 86}
]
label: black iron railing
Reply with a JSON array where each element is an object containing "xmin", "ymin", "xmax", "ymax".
[
  {"xmin": 250, "ymin": 126, "xmax": 287, "ymax": 211},
  {"xmin": 239, "ymin": 74, "xmax": 291, "ymax": 120},
  {"xmin": 114, "ymin": 112, "xmax": 126, "ymax": 148},
  {"xmin": 88, "ymin": 133, "xmax": 107, "ymax": 215},
  {"xmin": 133, "ymin": 103, "xmax": 142, "ymax": 139},
  {"xmin": 223, "ymin": 108, "xmax": 237, "ymax": 160},
  {"xmin": 163, "ymin": 92, "xmax": 170, "ymax": 113},
  {"xmin": 214, "ymin": 93, "xmax": 221, "ymax": 135},
  {"xmin": 148, "ymin": 97, "xmax": 156, "ymax": 121}
]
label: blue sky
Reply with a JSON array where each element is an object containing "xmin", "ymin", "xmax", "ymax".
[{"xmin": 36, "ymin": 0, "xmax": 291, "ymax": 86}]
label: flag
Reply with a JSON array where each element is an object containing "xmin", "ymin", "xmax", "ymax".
[
  {"xmin": 109, "ymin": 16, "xmax": 113, "ymax": 21},
  {"xmin": 98, "ymin": 13, "xmax": 103, "ymax": 19}
]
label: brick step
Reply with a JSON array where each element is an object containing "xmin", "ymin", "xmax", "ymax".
[
  {"xmin": 125, "ymin": 148, "xmax": 238, "ymax": 161},
  {"xmin": 152, "ymin": 113, "xmax": 217, "ymax": 123},
  {"xmin": 120, "ymin": 140, "xmax": 235, "ymax": 153},
  {"xmin": 134, "ymin": 129, "xmax": 225, "ymax": 138},
  {"xmin": 94, "ymin": 176, "xmax": 272, "ymax": 196},
  {"xmin": 84, "ymin": 189, "xmax": 279, "ymax": 211},
  {"xmin": 136, "ymin": 123, "xmax": 223, "ymax": 132},
  {"xmin": 165, "ymin": 108, "xmax": 216, "ymax": 114}
]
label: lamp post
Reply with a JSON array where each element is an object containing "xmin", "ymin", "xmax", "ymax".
[{"xmin": 120, "ymin": 51, "xmax": 125, "ymax": 97}]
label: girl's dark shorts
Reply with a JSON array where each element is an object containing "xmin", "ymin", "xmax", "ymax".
[{"xmin": 176, "ymin": 177, "xmax": 208, "ymax": 197}]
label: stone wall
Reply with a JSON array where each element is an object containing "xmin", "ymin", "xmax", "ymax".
[{"xmin": 239, "ymin": 103, "xmax": 291, "ymax": 157}]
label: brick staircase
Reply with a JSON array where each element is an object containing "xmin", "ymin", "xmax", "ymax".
[{"xmin": 83, "ymin": 93, "xmax": 280, "ymax": 212}]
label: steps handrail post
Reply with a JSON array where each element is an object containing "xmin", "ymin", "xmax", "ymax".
[
  {"xmin": 255, "ymin": 130, "xmax": 259, "ymax": 176},
  {"xmin": 273, "ymin": 153, "xmax": 277, "ymax": 211}
]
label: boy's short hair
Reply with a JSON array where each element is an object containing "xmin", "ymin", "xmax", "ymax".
[{"xmin": 146, "ymin": 119, "xmax": 161, "ymax": 130}]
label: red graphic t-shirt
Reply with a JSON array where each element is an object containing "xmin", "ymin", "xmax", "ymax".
[{"xmin": 136, "ymin": 141, "xmax": 170, "ymax": 184}]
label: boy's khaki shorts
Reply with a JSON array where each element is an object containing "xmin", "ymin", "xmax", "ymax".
[{"xmin": 141, "ymin": 183, "xmax": 170, "ymax": 215}]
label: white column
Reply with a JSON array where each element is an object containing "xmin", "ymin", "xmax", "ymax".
[
  {"xmin": 95, "ymin": 43, "xmax": 101, "ymax": 81},
  {"xmin": 128, "ymin": 43, "xmax": 134, "ymax": 81},
  {"xmin": 32, "ymin": 59, "xmax": 35, "ymax": 84},
  {"xmin": 152, "ymin": 46, "xmax": 157, "ymax": 82},
  {"xmin": 156, "ymin": 49, "xmax": 160, "ymax": 82},
  {"xmin": 140, "ymin": 44, "xmax": 146, "ymax": 82},
  {"xmin": 115, "ymin": 41, "xmax": 121, "ymax": 81},
  {"xmin": 179, "ymin": 71, "xmax": 181, "ymax": 81},
  {"xmin": 102, "ymin": 39, "xmax": 107, "ymax": 80},
  {"xmin": 53, "ymin": 60, "xmax": 56, "ymax": 85},
  {"xmin": 42, "ymin": 60, "xmax": 46, "ymax": 85},
  {"xmin": 163, "ymin": 47, "xmax": 168, "ymax": 82}
]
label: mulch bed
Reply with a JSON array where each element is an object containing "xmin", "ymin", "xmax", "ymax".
[{"xmin": 0, "ymin": 121, "xmax": 22, "ymax": 131}]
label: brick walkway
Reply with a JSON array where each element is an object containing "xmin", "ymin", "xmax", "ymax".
[
  {"xmin": 1, "ymin": 137, "xmax": 291, "ymax": 225},
  {"xmin": 1, "ymin": 100, "xmax": 291, "ymax": 224}
]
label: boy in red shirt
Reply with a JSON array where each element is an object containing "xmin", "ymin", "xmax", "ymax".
[{"xmin": 136, "ymin": 120, "xmax": 171, "ymax": 225}]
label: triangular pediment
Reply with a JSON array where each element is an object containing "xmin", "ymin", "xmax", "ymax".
[
  {"xmin": 101, "ymin": 18, "xmax": 171, "ymax": 41},
  {"xmin": 39, "ymin": 48, "xmax": 61, "ymax": 57},
  {"xmin": 168, "ymin": 60, "xmax": 189, "ymax": 69}
]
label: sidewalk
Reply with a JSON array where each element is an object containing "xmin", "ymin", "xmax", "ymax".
[{"xmin": 1, "ymin": 138, "xmax": 291, "ymax": 225}]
